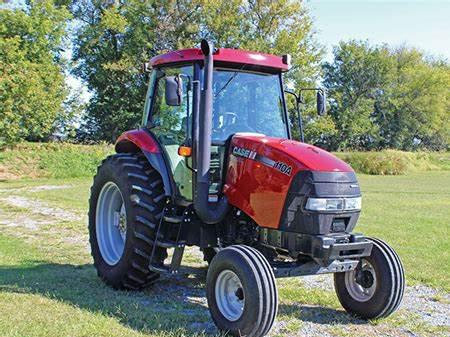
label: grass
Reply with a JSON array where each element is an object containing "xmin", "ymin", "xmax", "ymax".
[
  {"xmin": 335, "ymin": 150, "xmax": 450, "ymax": 175},
  {"xmin": 0, "ymin": 142, "xmax": 112, "ymax": 180},
  {"xmin": 1, "ymin": 142, "xmax": 449, "ymax": 180},
  {"xmin": 358, "ymin": 171, "xmax": 450, "ymax": 290},
  {"xmin": 0, "ymin": 170, "xmax": 449, "ymax": 336}
]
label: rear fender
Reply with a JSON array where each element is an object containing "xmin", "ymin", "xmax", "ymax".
[{"xmin": 115, "ymin": 129, "xmax": 173, "ymax": 197}]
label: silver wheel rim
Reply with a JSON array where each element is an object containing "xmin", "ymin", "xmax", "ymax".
[
  {"xmin": 345, "ymin": 259, "xmax": 377, "ymax": 302},
  {"xmin": 215, "ymin": 270, "xmax": 245, "ymax": 321},
  {"xmin": 96, "ymin": 182, "xmax": 127, "ymax": 266}
]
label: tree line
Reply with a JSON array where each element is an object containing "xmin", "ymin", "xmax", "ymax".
[{"xmin": 1, "ymin": 0, "xmax": 449, "ymax": 151}]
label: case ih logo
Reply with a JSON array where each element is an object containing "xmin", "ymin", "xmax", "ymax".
[
  {"xmin": 232, "ymin": 146, "xmax": 257, "ymax": 160},
  {"xmin": 232, "ymin": 146, "xmax": 292, "ymax": 176}
]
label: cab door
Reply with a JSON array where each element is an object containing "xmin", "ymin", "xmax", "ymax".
[{"xmin": 147, "ymin": 65, "xmax": 193, "ymax": 202}]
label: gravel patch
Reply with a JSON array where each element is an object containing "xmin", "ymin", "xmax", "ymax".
[
  {"xmin": 0, "ymin": 211, "xmax": 49, "ymax": 230},
  {"xmin": 290, "ymin": 273, "xmax": 450, "ymax": 334},
  {"xmin": 0, "ymin": 193, "xmax": 87, "ymax": 248},
  {"xmin": 1, "ymin": 195, "xmax": 80, "ymax": 223},
  {"xmin": 0, "ymin": 184, "xmax": 71, "ymax": 193},
  {"xmin": 403, "ymin": 285, "xmax": 450, "ymax": 327}
]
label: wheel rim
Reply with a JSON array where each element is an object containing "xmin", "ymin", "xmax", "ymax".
[
  {"xmin": 345, "ymin": 258, "xmax": 377, "ymax": 302},
  {"xmin": 215, "ymin": 270, "xmax": 245, "ymax": 321},
  {"xmin": 96, "ymin": 182, "xmax": 127, "ymax": 266}
]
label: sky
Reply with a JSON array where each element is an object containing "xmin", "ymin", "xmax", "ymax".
[{"xmin": 307, "ymin": 0, "xmax": 450, "ymax": 61}]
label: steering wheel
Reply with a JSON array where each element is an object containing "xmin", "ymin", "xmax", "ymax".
[
  {"xmin": 222, "ymin": 112, "xmax": 238, "ymax": 127},
  {"xmin": 221, "ymin": 118, "xmax": 256, "ymax": 136}
]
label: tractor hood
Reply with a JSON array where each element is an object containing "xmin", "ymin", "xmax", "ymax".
[
  {"xmin": 224, "ymin": 133, "xmax": 356, "ymax": 230},
  {"xmin": 229, "ymin": 133, "xmax": 353, "ymax": 174}
]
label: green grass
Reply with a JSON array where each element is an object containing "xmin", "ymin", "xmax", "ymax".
[
  {"xmin": 0, "ymin": 234, "xmax": 213, "ymax": 337},
  {"xmin": 0, "ymin": 171, "xmax": 449, "ymax": 336},
  {"xmin": 1, "ymin": 142, "xmax": 449, "ymax": 180},
  {"xmin": 358, "ymin": 171, "xmax": 450, "ymax": 290},
  {"xmin": 335, "ymin": 150, "xmax": 450, "ymax": 175},
  {"xmin": 0, "ymin": 142, "xmax": 112, "ymax": 180}
]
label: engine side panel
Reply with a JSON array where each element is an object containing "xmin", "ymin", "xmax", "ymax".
[{"xmin": 224, "ymin": 134, "xmax": 354, "ymax": 229}]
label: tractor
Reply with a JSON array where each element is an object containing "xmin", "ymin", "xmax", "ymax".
[{"xmin": 89, "ymin": 39, "xmax": 404, "ymax": 337}]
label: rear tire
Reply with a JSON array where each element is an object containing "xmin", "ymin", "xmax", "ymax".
[
  {"xmin": 334, "ymin": 237, "xmax": 405, "ymax": 319},
  {"xmin": 206, "ymin": 245, "xmax": 278, "ymax": 337},
  {"xmin": 88, "ymin": 153, "xmax": 167, "ymax": 290}
]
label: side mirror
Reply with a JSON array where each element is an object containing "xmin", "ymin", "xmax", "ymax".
[
  {"xmin": 165, "ymin": 75, "xmax": 183, "ymax": 106},
  {"xmin": 316, "ymin": 90, "xmax": 326, "ymax": 115}
]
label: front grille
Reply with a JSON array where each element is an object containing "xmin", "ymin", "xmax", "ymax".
[{"xmin": 279, "ymin": 170, "xmax": 361, "ymax": 235}]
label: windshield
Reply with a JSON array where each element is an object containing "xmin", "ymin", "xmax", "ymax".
[{"xmin": 212, "ymin": 69, "xmax": 288, "ymax": 142}]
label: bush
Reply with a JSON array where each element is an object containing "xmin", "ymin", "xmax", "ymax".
[
  {"xmin": 335, "ymin": 150, "xmax": 447, "ymax": 175},
  {"xmin": 0, "ymin": 142, "xmax": 113, "ymax": 180}
]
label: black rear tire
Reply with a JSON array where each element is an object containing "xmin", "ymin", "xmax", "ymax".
[
  {"xmin": 88, "ymin": 153, "xmax": 167, "ymax": 290},
  {"xmin": 334, "ymin": 237, "xmax": 405, "ymax": 319},
  {"xmin": 206, "ymin": 245, "xmax": 278, "ymax": 337}
]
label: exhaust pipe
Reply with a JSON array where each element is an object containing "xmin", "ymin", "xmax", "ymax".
[{"xmin": 193, "ymin": 39, "xmax": 230, "ymax": 224}]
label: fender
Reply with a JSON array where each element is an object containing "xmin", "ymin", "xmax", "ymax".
[{"xmin": 115, "ymin": 129, "xmax": 174, "ymax": 197}]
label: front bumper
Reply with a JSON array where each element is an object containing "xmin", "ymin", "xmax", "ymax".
[{"xmin": 260, "ymin": 229, "xmax": 373, "ymax": 265}]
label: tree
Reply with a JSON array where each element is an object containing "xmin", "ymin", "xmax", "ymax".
[
  {"xmin": 322, "ymin": 41, "xmax": 449, "ymax": 151},
  {"xmin": 201, "ymin": 0, "xmax": 322, "ymax": 85},
  {"xmin": 322, "ymin": 40, "xmax": 393, "ymax": 150},
  {"xmin": 71, "ymin": 0, "xmax": 322, "ymax": 142},
  {"xmin": 0, "ymin": 0, "xmax": 70, "ymax": 146},
  {"xmin": 374, "ymin": 48, "xmax": 450, "ymax": 150}
]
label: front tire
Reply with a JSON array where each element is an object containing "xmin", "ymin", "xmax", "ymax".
[
  {"xmin": 206, "ymin": 245, "xmax": 278, "ymax": 337},
  {"xmin": 334, "ymin": 237, "xmax": 405, "ymax": 319},
  {"xmin": 88, "ymin": 153, "xmax": 167, "ymax": 290}
]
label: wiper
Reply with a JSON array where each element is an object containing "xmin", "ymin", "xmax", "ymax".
[{"xmin": 214, "ymin": 65, "xmax": 246, "ymax": 98}]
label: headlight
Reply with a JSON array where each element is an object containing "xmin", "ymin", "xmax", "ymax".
[{"xmin": 305, "ymin": 197, "xmax": 361, "ymax": 211}]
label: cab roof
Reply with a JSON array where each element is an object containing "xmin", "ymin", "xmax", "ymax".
[{"xmin": 150, "ymin": 48, "xmax": 290, "ymax": 73}]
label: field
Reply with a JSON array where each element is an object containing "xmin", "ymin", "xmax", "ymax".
[{"xmin": 0, "ymin": 151, "xmax": 449, "ymax": 336}]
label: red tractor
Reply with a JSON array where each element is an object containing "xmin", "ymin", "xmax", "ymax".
[{"xmin": 89, "ymin": 40, "xmax": 404, "ymax": 337}]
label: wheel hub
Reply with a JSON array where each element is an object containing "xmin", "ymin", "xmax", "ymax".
[
  {"xmin": 357, "ymin": 269, "xmax": 375, "ymax": 288},
  {"xmin": 344, "ymin": 259, "xmax": 377, "ymax": 302},
  {"xmin": 215, "ymin": 270, "xmax": 245, "ymax": 321},
  {"xmin": 114, "ymin": 203, "xmax": 127, "ymax": 240}
]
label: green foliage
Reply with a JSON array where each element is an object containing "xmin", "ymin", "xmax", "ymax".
[
  {"xmin": 202, "ymin": 0, "xmax": 322, "ymax": 84},
  {"xmin": 335, "ymin": 150, "xmax": 449, "ymax": 175},
  {"xmin": 0, "ymin": 142, "xmax": 113, "ymax": 179},
  {"xmin": 374, "ymin": 49, "xmax": 450, "ymax": 151},
  {"xmin": 322, "ymin": 41, "xmax": 450, "ymax": 151},
  {"xmin": 71, "ymin": 0, "xmax": 202, "ymax": 142},
  {"xmin": 0, "ymin": 1, "xmax": 70, "ymax": 146},
  {"xmin": 71, "ymin": 0, "xmax": 321, "ymax": 141}
]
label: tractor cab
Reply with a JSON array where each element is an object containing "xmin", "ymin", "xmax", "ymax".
[{"xmin": 141, "ymin": 47, "xmax": 292, "ymax": 204}]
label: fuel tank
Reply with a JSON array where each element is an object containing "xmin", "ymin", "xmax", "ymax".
[{"xmin": 223, "ymin": 133, "xmax": 356, "ymax": 230}]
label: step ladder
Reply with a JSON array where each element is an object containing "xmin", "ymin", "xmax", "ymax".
[{"xmin": 148, "ymin": 207, "xmax": 188, "ymax": 274}]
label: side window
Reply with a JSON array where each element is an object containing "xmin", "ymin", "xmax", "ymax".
[{"xmin": 151, "ymin": 66, "xmax": 193, "ymax": 146}]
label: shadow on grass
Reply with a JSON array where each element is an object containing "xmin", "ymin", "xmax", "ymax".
[
  {"xmin": 279, "ymin": 303, "xmax": 366, "ymax": 325},
  {"xmin": 0, "ymin": 262, "xmax": 217, "ymax": 336},
  {"xmin": 0, "ymin": 262, "xmax": 365, "ymax": 335}
]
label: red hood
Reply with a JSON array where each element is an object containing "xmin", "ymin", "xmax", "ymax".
[{"xmin": 232, "ymin": 133, "xmax": 353, "ymax": 173}]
